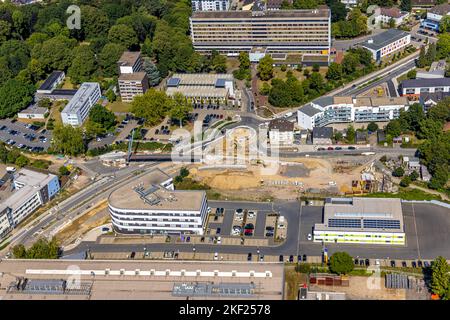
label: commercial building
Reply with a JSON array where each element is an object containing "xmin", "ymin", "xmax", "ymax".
[
  {"xmin": 340, "ymin": 0, "xmax": 357, "ymax": 7},
  {"xmin": 268, "ymin": 118, "xmax": 294, "ymax": 146},
  {"xmin": 36, "ymin": 71, "xmax": 65, "ymax": 94},
  {"xmin": 359, "ymin": 29, "xmax": 411, "ymax": 62},
  {"xmin": 400, "ymin": 77, "xmax": 450, "ymax": 97},
  {"xmin": 61, "ymin": 82, "xmax": 101, "ymax": 126},
  {"xmin": 117, "ymin": 51, "xmax": 143, "ymax": 74},
  {"xmin": 166, "ymin": 73, "xmax": 235, "ymax": 103},
  {"xmin": 108, "ymin": 169, "xmax": 209, "ymax": 235},
  {"xmin": 118, "ymin": 72, "xmax": 149, "ymax": 103},
  {"xmin": 421, "ymin": 3, "xmax": 450, "ymax": 31},
  {"xmin": 117, "ymin": 51, "xmax": 148, "ymax": 102},
  {"xmin": 313, "ymin": 197, "xmax": 406, "ymax": 245},
  {"xmin": 192, "ymin": 0, "xmax": 230, "ymax": 11},
  {"xmin": 416, "ymin": 59, "xmax": 447, "ymax": 79},
  {"xmin": 0, "ymin": 169, "xmax": 60, "ymax": 239},
  {"xmin": 297, "ymin": 96, "xmax": 409, "ymax": 130},
  {"xmin": 17, "ymin": 104, "xmax": 48, "ymax": 120},
  {"xmin": 374, "ymin": 7, "xmax": 410, "ymax": 27},
  {"xmin": 190, "ymin": 9, "xmax": 331, "ymax": 56},
  {"xmin": 312, "ymin": 127, "xmax": 333, "ymax": 145}
]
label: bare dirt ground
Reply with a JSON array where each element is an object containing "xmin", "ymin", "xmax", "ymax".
[
  {"xmin": 189, "ymin": 156, "xmax": 367, "ymax": 200},
  {"xmin": 55, "ymin": 200, "xmax": 110, "ymax": 246}
]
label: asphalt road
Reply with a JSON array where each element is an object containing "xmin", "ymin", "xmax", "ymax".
[
  {"xmin": 64, "ymin": 201, "xmax": 450, "ymax": 260},
  {"xmin": 336, "ymin": 60, "xmax": 416, "ymax": 97}
]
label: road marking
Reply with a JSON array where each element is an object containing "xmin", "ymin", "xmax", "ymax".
[{"xmin": 411, "ymin": 203, "xmax": 421, "ymax": 260}]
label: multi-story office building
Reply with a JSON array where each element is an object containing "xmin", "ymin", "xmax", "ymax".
[
  {"xmin": 108, "ymin": 169, "xmax": 209, "ymax": 235},
  {"xmin": 61, "ymin": 82, "xmax": 101, "ymax": 126},
  {"xmin": 192, "ymin": 0, "xmax": 230, "ymax": 11},
  {"xmin": 190, "ymin": 9, "xmax": 331, "ymax": 56},
  {"xmin": 297, "ymin": 96, "xmax": 409, "ymax": 130},
  {"xmin": 0, "ymin": 169, "xmax": 60, "ymax": 239},
  {"xmin": 166, "ymin": 73, "xmax": 235, "ymax": 103},
  {"xmin": 400, "ymin": 78, "xmax": 450, "ymax": 97},
  {"xmin": 118, "ymin": 72, "xmax": 149, "ymax": 103},
  {"xmin": 313, "ymin": 197, "xmax": 406, "ymax": 245},
  {"xmin": 117, "ymin": 51, "xmax": 143, "ymax": 74},
  {"xmin": 117, "ymin": 51, "xmax": 148, "ymax": 102},
  {"xmin": 359, "ymin": 29, "xmax": 411, "ymax": 62}
]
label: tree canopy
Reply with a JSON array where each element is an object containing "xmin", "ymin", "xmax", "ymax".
[{"xmin": 329, "ymin": 252, "xmax": 354, "ymax": 275}]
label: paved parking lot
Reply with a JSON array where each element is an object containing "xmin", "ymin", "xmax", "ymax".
[
  {"xmin": 0, "ymin": 119, "xmax": 51, "ymax": 151},
  {"xmin": 298, "ymin": 202, "xmax": 450, "ymax": 260}
]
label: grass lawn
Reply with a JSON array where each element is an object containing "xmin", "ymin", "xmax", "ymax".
[
  {"xmin": 226, "ymin": 58, "xmax": 240, "ymax": 72},
  {"xmin": 107, "ymin": 101, "xmax": 132, "ymax": 113},
  {"xmin": 360, "ymin": 188, "xmax": 443, "ymax": 201},
  {"xmin": 61, "ymin": 76, "xmax": 77, "ymax": 89}
]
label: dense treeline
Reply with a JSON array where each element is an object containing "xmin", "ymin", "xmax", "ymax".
[
  {"xmin": 0, "ymin": 0, "xmax": 208, "ymax": 118},
  {"xmin": 385, "ymin": 99, "xmax": 450, "ymax": 191}
]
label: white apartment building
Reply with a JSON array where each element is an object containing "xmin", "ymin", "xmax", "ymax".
[
  {"xmin": 0, "ymin": 169, "xmax": 60, "ymax": 239},
  {"xmin": 268, "ymin": 118, "xmax": 294, "ymax": 146},
  {"xmin": 117, "ymin": 52, "xmax": 143, "ymax": 74},
  {"xmin": 313, "ymin": 197, "xmax": 406, "ymax": 245},
  {"xmin": 108, "ymin": 169, "xmax": 209, "ymax": 235},
  {"xmin": 359, "ymin": 29, "xmax": 411, "ymax": 62},
  {"xmin": 401, "ymin": 78, "xmax": 450, "ymax": 97},
  {"xmin": 421, "ymin": 3, "xmax": 450, "ymax": 31},
  {"xmin": 192, "ymin": 0, "xmax": 230, "ymax": 11},
  {"xmin": 297, "ymin": 96, "xmax": 409, "ymax": 130},
  {"xmin": 61, "ymin": 82, "xmax": 101, "ymax": 126},
  {"xmin": 340, "ymin": 0, "xmax": 357, "ymax": 8}
]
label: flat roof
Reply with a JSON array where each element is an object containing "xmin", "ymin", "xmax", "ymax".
[
  {"xmin": 118, "ymin": 72, "xmax": 147, "ymax": 81},
  {"xmin": 0, "ymin": 259, "xmax": 285, "ymax": 300},
  {"xmin": 315, "ymin": 197, "xmax": 404, "ymax": 233},
  {"xmin": 354, "ymin": 96, "xmax": 408, "ymax": 107},
  {"xmin": 299, "ymin": 103, "xmax": 322, "ymax": 117},
  {"xmin": 401, "ymin": 77, "xmax": 450, "ymax": 88},
  {"xmin": 118, "ymin": 51, "xmax": 141, "ymax": 67},
  {"xmin": 166, "ymin": 86, "xmax": 228, "ymax": 98},
  {"xmin": 169, "ymin": 73, "xmax": 233, "ymax": 86},
  {"xmin": 108, "ymin": 169, "xmax": 206, "ymax": 211},
  {"xmin": 18, "ymin": 104, "xmax": 48, "ymax": 115},
  {"xmin": 192, "ymin": 9, "xmax": 330, "ymax": 19},
  {"xmin": 61, "ymin": 82, "xmax": 100, "ymax": 115},
  {"xmin": 37, "ymin": 71, "xmax": 64, "ymax": 91},
  {"xmin": 360, "ymin": 29, "xmax": 410, "ymax": 51}
]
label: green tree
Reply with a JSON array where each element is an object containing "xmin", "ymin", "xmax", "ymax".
[
  {"xmin": 406, "ymin": 69, "xmax": 416, "ymax": 79},
  {"xmin": 257, "ymin": 55, "xmax": 274, "ymax": 81},
  {"xmin": 51, "ymin": 124, "xmax": 86, "ymax": 156},
  {"xmin": 260, "ymin": 82, "xmax": 271, "ymax": 95},
  {"xmin": 388, "ymin": 18, "xmax": 396, "ymax": 28},
  {"xmin": 439, "ymin": 15, "xmax": 450, "ymax": 33},
  {"xmin": 180, "ymin": 167, "xmax": 190, "ymax": 178},
  {"xmin": 169, "ymin": 92, "xmax": 193, "ymax": 128},
  {"xmin": 12, "ymin": 244, "xmax": 27, "ymax": 258},
  {"xmin": 367, "ymin": 122, "xmax": 378, "ymax": 132},
  {"xmin": 346, "ymin": 125, "xmax": 356, "ymax": 143},
  {"xmin": 24, "ymin": 238, "xmax": 60, "ymax": 259},
  {"xmin": 329, "ymin": 252, "xmax": 354, "ymax": 275},
  {"xmin": 342, "ymin": 53, "xmax": 359, "ymax": 74},
  {"xmin": 386, "ymin": 119, "xmax": 402, "ymax": 137},
  {"xmin": 409, "ymin": 171, "xmax": 419, "ymax": 181},
  {"xmin": 0, "ymin": 79, "xmax": 35, "ymax": 119},
  {"xmin": 400, "ymin": 175, "xmax": 411, "ymax": 187},
  {"xmin": 428, "ymin": 166, "xmax": 448, "ymax": 190},
  {"xmin": 400, "ymin": 0, "xmax": 411, "ymax": 12},
  {"xmin": 430, "ymin": 256, "xmax": 450, "ymax": 299},
  {"xmin": 326, "ymin": 62, "xmax": 343, "ymax": 80},
  {"xmin": 15, "ymin": 155, "xmax": 29, "ymax": 167},
  {"xmin": 211, "ymin": 53, "xmax": 227, "ymax": 73},
  {"xmin": 436, "ymin": 33, "xmax": 450, "ymax": 59},
  {"xmin": 0, "ymin": 20, "xmax": 12, "ymax": 44},
  {"xmin": 99, "ymin": 43, "xmax": 126, "ymax": 77},
  {"xmin": 392, "ymin": 167, "xmax": 405, "ymax": 177},
  {"xmin": 58, "ymin": 165, "xmax": 70, "ymax": 176},
  {"xmin": 238, "ymin": 51, "xmax": 250, "ymax": 70},
  {"xmin": 32, "ymin": 35, "xmax": 77, "ymax": 72},
  {"xmin": 67, "ymin": 45, "xmax": 97, "ymax": 84},
  {"xmin": 89, "ymin": 104, "xmax": 116, "ymax": 130},
  {"xmin": 108, "ymin": 24, "xmax": 139, "ymax": 49},
  {"xmin": 131, "ymin": 89, "xmax": 171, "ymax": 126},
  {"xmin": 143, "ymin": 57, "xmax": 161, "ymax": 87},
  {"xmin": 428, "ymin": 98, "xmax": 450, "ymax": 123},
  {"xmin": 78, "ymin": 5, "xmax": 110, "ymax": 40}
]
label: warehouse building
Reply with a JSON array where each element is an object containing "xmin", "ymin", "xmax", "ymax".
[
  {"xmin": 61, "ymin": 82, "xmax": 101, "ymax": 126},
  {"xmin": 166, "ymin": 73, "xmax": 235, "ymax": 103},
  {"xmin": 0, "ymin": 169, "xmax": 60, "ymax": 239},
  {"xmin": 190, "ymin": 9, "xmax": 331, "ymax": 56},
  {"xmin": 313, "ymin": 197, "xmax": 405, "ymax": 245},
  {"xmin": 297, "ymin": 96, "xmax": 409, "ymax": 130},
  {"xmin": 359, "ymin": 29, "xmax": 411, "ymax": 62},
  {"xmin": 108, "ymin": 169, "xmax": 208, "ymax": 235}
]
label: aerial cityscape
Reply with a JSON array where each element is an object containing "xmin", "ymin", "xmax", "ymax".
[{"xmin": 0, "ymin": 0, "xmax": 450, "ymax": 305}]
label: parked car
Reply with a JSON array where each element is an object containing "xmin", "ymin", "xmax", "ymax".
[
  {"xmin": 390, "ymin": 260, "xmax": 396, "ymax": 267},
  {"xmin": 279, "ymin": 255, "xmax": 283, "ymax": 262},
  {"xmin": 418, "ymin": 260, "xmax": 423, "ymax": 268},
  {"xmin": 247, "ymin": 253, "xmax": 252, "ymax": 261},
  {"xmin": 265, "ymin": 231, "xmax": 274, "ymax": 237},
  {"xmin": 130, "ymin": 251, "xmax": 136, "ymax": 259},
  {"xmin": 348, "ymin": 146, "xmax": 356, "ymax": 150},
  {"xmin": 402, "ymin": 261, "xmax": 407, "ymax": 267},
  {"xmin": 214, "ymin": 252, "xmax": 219, "ymax": 260},
  {"xmin": 412, "ymin": 261, "xmax": 417, "ymax": 268},
  {"xmin": 365, "ymin": 259, "xmax": 370, "ymax": 266},
  {"xmin": 302, "ymin": 254, "xmax": 307, "ymax": 262},
  {"xmin": 307, "ymin": 233, "xmax": 312, "ymax": 241},
  {"xmin": 289, "ymin": 255, "xmax": 294, "ymax": 263},
  {"xmin": 216, "ymin": 227, "xmax": 221, "ymax": 235}
]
